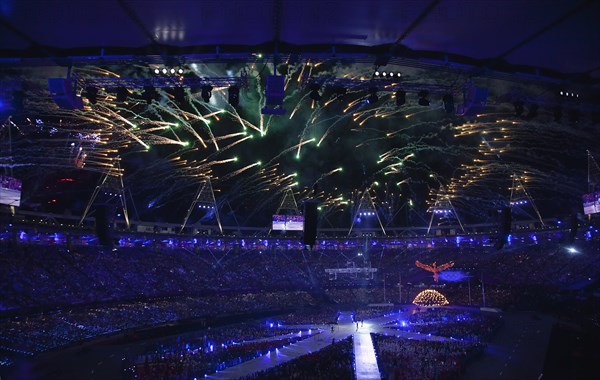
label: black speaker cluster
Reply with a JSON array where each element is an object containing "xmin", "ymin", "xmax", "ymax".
[
  {"xmin": 302, "ymin": 201, "xmax": 319, "ymax": 247},
  {"xmin": 494, "ymin": 207, "xmax": 511, "ymax": 250},
  {"xmin": 95, "ymin": 204, "xmax": 115, "ymax": 248}
]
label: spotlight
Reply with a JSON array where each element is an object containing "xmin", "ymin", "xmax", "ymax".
[
  {"xmin": 418, "ymin": 90, "xmax": 430, "ymax": 106},
  {"xmin": 382, "ymin": 72, "xmax": 387, "ymax": 77},
  {"xmin": 178, "ymin": 68, "xmax": 184, "ymax": 74},
  {"xmin": 154, "ymin": 68, "xmax": 160, "ymax": 75},
  {"xmin": 553, "ymin": 106, "xmax": 562, "ymax": 122},
  {"xmin": 142, "ymin": 86, "xmax": 158, "ymax": 104},
  {"xmin": 162, "ymin": 68, "xmax": 167, "ymax": 74},
  {"xmin": 513, "ymin": 101, "xmax": 524, "ymax": 117},
  {"xmin": 395, "ymin": 90, "xmax": 406, "ymax": 106},
  {"xmin": 525, "ymin": 103, "xmax": 538, "ymax": 120},
  {"xmin": 374, "ymin": 71, "xmax": 380, "ymax": 77},
  {"xmin": 170, "ymin": 68, "xmax": 176, "ymax": 74},
  {"xmin": 566, "ymin": 246, "xmax": 579, "ymax": 254},
  {"xmin": 367, "ymin": 87, "xmax": 378, "ymax": 104},
  {"xmin": 442, "ymin": 93, "xmax": 454, "ymax": 114},
  {"xmin": 172, "ymin": 86, "xmax": 186, "ymax": 105},
  {"xmin": 228, "ymin": 86, "xmax": 240, "ymax": 106},
  {"xmin": 389, "ymin": 72, "xmax": 394, "ymax": 77},
  {"xmin": 201, "ymin": 85, "xmax": 213, "ymax": 102},
  {"xmin": 309, "ymin": 83, "xmax": 321, "ymax": 101},
  {"xmin": 116, "ymin": 87, "xmax": 129, "ymax": 102},
  {"xmin": 85, "ymin": 87, "xmax": 98, "ymax": 104}
]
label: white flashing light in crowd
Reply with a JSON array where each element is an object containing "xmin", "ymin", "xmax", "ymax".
[{"xmin": 566, "ymin": 247, "xmax": 579, "ymax": 254}]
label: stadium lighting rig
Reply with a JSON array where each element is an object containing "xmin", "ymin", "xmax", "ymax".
[
  {"xmin": 79, "ymin": 71, "xmax": 248, "ymax": 92},
  {"xmin": 153, "ymin": 67, "xmax": 185, "ymax": 75},
  {"xmin": 302, "ymin": 75, "xmax": 451, "ymax": 107},
  {"xmin": 374, "ymin": 70, "xmax": 401, "ymax": 78},
  {"xmin": 559, "ymin": 90, "xmax": 579, "ymax": 98},
  {"xmin": 48, "ymin": 69, "xmax": 249, "ymax": 109},
  {"xmin": 509, "ymin": 200, "xmax": 528, "ymax": 206},
  {"xmin": 47, "ymin": 69, "xmax": 250, "ymax": 109},
  {"xmin": 358, "ymin": 211, "xmax": 376, "ymax": 216}
]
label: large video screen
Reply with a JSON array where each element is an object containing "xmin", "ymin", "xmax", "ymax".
[
  {"xmin": 0, "ymin": 175, "xmax": 22, "ymax": 206},
  {"xmin": 272, "ymin": 214, "xmax": 304, "ymax": 231},
  {"xmin": 438, "ymin": 270, "xmax": 471, "ymax": 282},
  {"xmin": 582, "ymin": 192, "xmax": 600, "ymax": 215},
  {"xmin": 272, "ymin": 214, "xmax": 286, "ymax": 230},
  {"xmin": 286, "ymin": 215, "xmax": 304, "ymax": 231}
]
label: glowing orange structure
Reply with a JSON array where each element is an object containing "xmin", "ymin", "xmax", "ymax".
[
  {"xmin": 413, "ymin": 289, "xmax": 449, "ymax": 307},
  {"xmin": 415, "ymin": 260, "xmax": 455, "ymax": 283}
]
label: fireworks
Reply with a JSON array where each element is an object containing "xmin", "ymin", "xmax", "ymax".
[{"xmin": 0, "ymin": 62, "xmax": 596, "ymax": 226}]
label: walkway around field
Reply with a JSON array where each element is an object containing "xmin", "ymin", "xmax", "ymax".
[{"xmin": 208, "ymin": 305, "xmax": 452, "ymax": 379}]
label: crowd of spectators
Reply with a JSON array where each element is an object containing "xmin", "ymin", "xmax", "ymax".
[
  {"xmin": 128, "ymin": 322, "xmax": 320, "ymax": 380},
  {"xmin": 3, "ymin": 240, "xmax": 599, "ymax": 312},
  {"xmin": 122, "ymin": 307, "xmax": 499, "ymax": 379},
  {"xmin": 387, "ymin": 308, "xmax": 503, "ymax": 342},
  {"xmin": 1, "ymin": 237, "xmax": 599, "ymax": 359},
  {"xmin": 372, "ymin": 333, "xmax": 485, "ymax": 380},
  {"xmin": 354, "ymin": 307, "xmax": 397, "ymax": 321},
  {"xmin": 0, "ymin": 291, "xmax": 315, "ymax": 354},
  {"xmin": 0, "ymin": 244, "xmax": 318, "ymax": 311},
  {"xmin": 370, "ymin": 242, "xmax": 600, "ymax": 290},
  {"xmin": 241, "ymin": 336, "xmax": 355, "ymax": 380},
  {"xmin": 275, "ymin": 307, "xmax": 395, "ymax": 325},
  {"xmin": 277, "ymin": 307, "xmax": 346, "ymax": 325}
]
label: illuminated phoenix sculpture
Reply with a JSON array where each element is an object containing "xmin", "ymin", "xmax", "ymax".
[{"xmin": 415, "ymin": 260, "xmax": 455, "ymax": 283}]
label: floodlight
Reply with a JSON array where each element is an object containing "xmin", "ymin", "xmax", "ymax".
[
  {"xmin": 85, "ymin": 87, "xmax": 98, "ymax": 104},
  {"xmin": 228, "ymin": 86, "xmax": 240, "ymax": 106},
  {"xmin": 201, "ymin": 85, "xmax": 213, "ymax": 102}
]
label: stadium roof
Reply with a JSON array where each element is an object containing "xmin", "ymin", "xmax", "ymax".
[
  {"xmin": 1, "ymin": 0, "xmax": 599, "ymax": 83},
  {"xmin": 1, "ymin": 0, "xmax": 599, "ymax": 228}
]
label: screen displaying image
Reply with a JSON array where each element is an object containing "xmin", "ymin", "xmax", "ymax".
[
  {"xmin": 272, "ymin": 214, "xmax": 286, "ymax": 230},
  {"xmin": 0, "ymin": 175, "xmax": 22, "ymax": 206},
  {"xmin": 272, "ymin": 214, "xmax": 304, "ymax": 231},
  {"xmin": 438, "ymin": 270, "xmax": 471, "ymax": 282},
  {"xmin": 582, "ymin": 192, "xmax": 600, "ymax": 215},
  {"xmin": 285, "ymin": 215, "xmax": 304, "ymax": 231}
]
